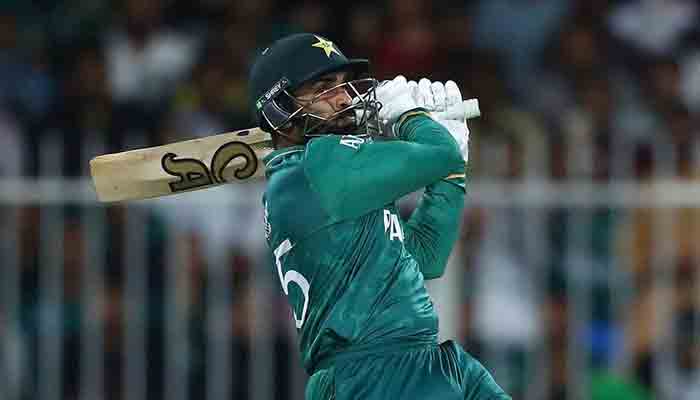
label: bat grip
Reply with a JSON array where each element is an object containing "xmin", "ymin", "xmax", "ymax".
[
  {"xmin": 354, "ymin": 98, "xmax": 481, "ymax": 128},
  {"xmin": 432, "ymin": 98, "xmax": 480, "ymax": 120}
]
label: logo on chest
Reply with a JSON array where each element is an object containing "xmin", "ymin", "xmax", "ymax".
[
  {"xmin": 339, "ymin": 135, "xmax": 366, "ymax": 150},
  {"xmin": 383, "ymin": 209, "xmax": 404, "ymax": 242}
]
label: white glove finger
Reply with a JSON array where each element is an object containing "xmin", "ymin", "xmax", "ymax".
[
  {"xmin": 377, "ymin": 77, "xmax": 402, "ymax": 102},
  {"xmin": 393, "ymin": 75, "xmax": 408, "ymax": 86},
  {"xmin": 379, "ymin": 75, "xmax": 404, "ymax": 89},
  {"xmin": 380, "ymin": 75, "xmax": 407, "ymax": 99},
  {"xmin": 431, "ymin": 81, "xmax": 447, "ymax": 112},
  {"xmin": 407, "ymin": 80, "xmax": 418, "ymax": 99},
  {"xmin": 418, "ymin": 78, "xmax": 434, "ymax": 110},
  {"xmin": 410, "ymin": 80, "xmax": 423, "ymax": 107},
  {"xmin": 407, "ymin": 80, "xmax": 419, "ymax": 106},
  {"xmin": 445, "ymin": 80, "xmax": 462, "ymax": 109}
]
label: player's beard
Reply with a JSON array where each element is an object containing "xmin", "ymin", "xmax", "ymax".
[
  {"xmin": 331, "ymin": 114, "xmax": 354, "ymax": 129},
  {"xmin": 301, "ymin": 95, "xmax": 380, "ymax": 137},
  {"xmin": 324, "ymin": 110, "xmax": 363, "ymax": 135}
]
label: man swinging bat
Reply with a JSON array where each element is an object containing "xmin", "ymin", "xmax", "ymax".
[{"xmin": 251, "ymin": 32, "xmax": 511, "ymax": 400}]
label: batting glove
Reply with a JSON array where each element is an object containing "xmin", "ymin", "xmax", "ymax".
[
  {"xmin": 436, "ymin": 118, "xmax": 470, "ymax": 163},
  {"xmin": 375, "ymin": 75, "xmax": 423, "ymax": 135},
  {"xmin": 409, "ymin": 78, "xmax": 470, "ymax": 162},
  {"xmin": 408, "ymin": 78, "xmax": 464, "ymax": 117}
]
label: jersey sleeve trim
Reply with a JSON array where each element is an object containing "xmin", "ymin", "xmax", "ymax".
[{"xmin": 395, "ymin": 110, "xmax": 432, "ymax": 138}]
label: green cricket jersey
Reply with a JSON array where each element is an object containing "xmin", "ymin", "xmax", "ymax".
[{"xmin": 262, "ymin": 113, "xmax": 466, "ymax": 375}]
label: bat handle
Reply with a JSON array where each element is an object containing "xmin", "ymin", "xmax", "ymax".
[{"xmin": 432, "ymin": 98, "xmax": 480, "ymax": 120}]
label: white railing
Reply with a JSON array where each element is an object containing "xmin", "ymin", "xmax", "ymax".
[{"xmin": 5, "ymin": 177, "xmax": 700, "ymax": 205}]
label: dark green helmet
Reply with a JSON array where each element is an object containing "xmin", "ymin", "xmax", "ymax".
[{"xmin": 248, "ymin": 33, "xmax": 380, "ymax": 141}]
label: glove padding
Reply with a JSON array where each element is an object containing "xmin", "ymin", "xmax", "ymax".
[
  {"xmin": 436, "ymin": 118, "xmax": 469, "ymax": 163},
  {"xmin": 408, "ymin": 78, "xmax": 463, "ymax": 115},
  {"xmin": 375, "ymin": 75, "xmax": 422, "ymax": 135},
  {"xmin": 409, "ymin": 78, "xmax": 470, "ymax": 163}
]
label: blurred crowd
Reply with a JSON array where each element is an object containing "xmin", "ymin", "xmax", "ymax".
[{"xmin": 1, "ymin": 0, "xmax": 700, "ymax": 400}]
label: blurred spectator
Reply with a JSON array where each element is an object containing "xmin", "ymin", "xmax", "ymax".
[
  {"xmin": 624, "ymin": 56, "xmax": 699, "ymax": 180},
  {"xmin": 618, "ymin": 212, "xmax": 700, "ymax": 394},
  {"xmin": 33, "ymin": 45, "xmax": 122, "ymax": 177},
  {"xmin": 658, "ymin": 309, "xmax": 700, "ymax": 400},
  {"xmin": 104, "ymin": 0, "xmax": 200, "ymax": 105},
  {"xmin": 371, "ymin": 0, "xmax": 438, "ymax": 79},
  {"xmin": 664, "ymin": 104, "xmax": 699, "ymax": 178},
  {"xmin": 0, "ymin": 310, "xmax": 28, "ymax": 400},
  {"xmin": 224, "ymin": 0, "xmax": 275, "ymax": 25},
  {"xmin": 680, "ymin": 50, "xmax": 700, "ymax": 113},
  {"xmin": 0, "ymin": 12, "xmax": 55, "ymax": 125},
  {"xmin": 558, "ymin": 74, "xmax": 617, "ymax": 180},
  {"xmin": 219, "ymin": 0, "xmax": 291, "ymax": 47},
  {"xmin": 464, "ymin": 202, "xmax": 544, "ymax": 397},
  {"xmin": 166, "ymin": 56, "xmax": 238, "ymax": 140},
  {"xmin": 608, "ymin": 0, "xmax": 698, "ymax": 58},
  {"xmin": 341, "ymin": 4, "xmax": 383, "ymax": 58},
  {"xmin": 0, "ymin": 107, "xmax": 24, "ymax": 177},
  {"xmin": 471, "ymin": 0, "xmax": 572, "ymax": 102},
  {"xmin": 464, "ymin": 54, "xmax": 550, "ymax": 179},
  {"xmin": 164, "ymin": 31, "xmax": 257, "ymax": 143},
  {"xmin": 45, "ymin": 0, "xmax": 112, "ymax": 58},
  {"xmin": 545, "ymin": 294, "xmax": 570, "ymax": 400},
  {"xmin": 534, "ymin": 18, "xmax": 612, "ymax": 129},
  {"xmin": 287, "ymin": 1, "xmax": 333, "ymax": 37},
  {"xmin": 430, "ymin": 3, "xmax": 477, "ymax": 83},
  {"xmin": 103, "ymin": 285, "xmax": 124, "ymax": 400},
  {"xmin": 62, "ymin": 215, "xmax": 84, "ymax": 399},
  {"xmin": 640, "ymin": 56, "xmax": 686, "ymax": 118}
]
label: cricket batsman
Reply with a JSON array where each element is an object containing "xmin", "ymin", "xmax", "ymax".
[{"xmin": 249, "ymin": 32, "xmax": 511, "ymax": 400}]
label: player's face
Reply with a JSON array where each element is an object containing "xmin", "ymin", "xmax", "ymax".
[{"xmin": 294, "ymin": 72, "xmax": 354, "ymax": 129}]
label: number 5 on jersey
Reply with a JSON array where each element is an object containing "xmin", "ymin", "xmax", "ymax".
[{"xmin": 274, "ymin": 239, "xmax": 310, "ymax": 328}]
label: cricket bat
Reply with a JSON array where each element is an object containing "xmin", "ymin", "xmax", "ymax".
[{"xmin": 90, "ymin": 99, "xmax": 480, "ymax": 203}]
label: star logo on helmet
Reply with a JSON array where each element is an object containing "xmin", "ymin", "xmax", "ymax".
[{"xmin": 312, "ymin": 35, "xmax": 341, "ymax": 58}]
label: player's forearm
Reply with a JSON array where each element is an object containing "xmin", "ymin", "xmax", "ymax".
[
  {"xmin": 403, "ymin": 177, "xmax": 465, "ymax": 280},
  {"xmin": 304, "ymin": 116, "xmax": 466, "ymax": 222}
]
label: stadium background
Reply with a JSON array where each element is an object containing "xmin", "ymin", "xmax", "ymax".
[{"xmin": 1, "ymin": 0, "xmax": 699, "ymax": 399}]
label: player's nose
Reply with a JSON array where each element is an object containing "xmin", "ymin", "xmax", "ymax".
[{"xmin": 333, "ymin": 87, "xmax": 352, "ymax": 110}]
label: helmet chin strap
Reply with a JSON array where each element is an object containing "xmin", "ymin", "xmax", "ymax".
[{"xmin": 273, "ymin": 126, "xmax": 308, "ymax": 146}]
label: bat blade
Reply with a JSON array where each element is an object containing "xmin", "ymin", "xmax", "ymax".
[
  {"xmin": 89, "ymin": 98, "xmax": 482, "ymax": 203},
  {"xmin": 89, "ymin": 128, "xmax": 273, "ymax": 203}
]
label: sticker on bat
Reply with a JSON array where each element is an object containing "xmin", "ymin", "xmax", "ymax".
[{"xmin": 161, "ymin": 140, "xmax": 259, "ymax": 193}]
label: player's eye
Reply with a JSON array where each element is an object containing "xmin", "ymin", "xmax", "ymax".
[{"xmin": 315, "ymin": 83, "xmax": 346, "ymax": 99}]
